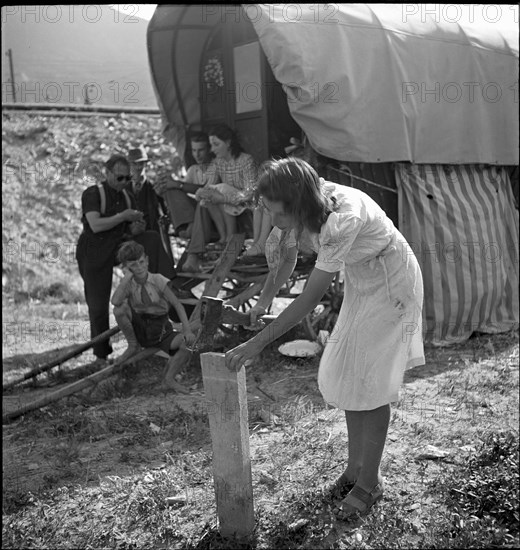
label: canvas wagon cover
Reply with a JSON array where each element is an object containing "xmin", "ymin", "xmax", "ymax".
[
  {"xmin": 250, "ymin": 4, "xmax": 518, "ymax": 164},
  {"xmin": 148, "ymin": 4, "xmax": 519, "ymax": 165}
]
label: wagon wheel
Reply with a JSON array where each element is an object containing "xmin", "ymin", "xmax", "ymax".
[
  {"xmin": 225, "ymin": 263, "xmax": 269, "ymax": 312},
  {"xmin": 302, "ymin": 273, "xmax": 344, "ymax": 341},
  {"xmin": 221, "ymin": 278, "xmax": 258, "ymax": 312}
]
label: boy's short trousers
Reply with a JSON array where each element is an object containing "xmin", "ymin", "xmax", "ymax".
[{"xmin": 131, "ymin": 310, "xmax": 177, "ymax": 353}]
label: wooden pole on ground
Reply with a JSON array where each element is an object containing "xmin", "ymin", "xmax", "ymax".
[
  {"xmin": 2, "ymin": 347, "xmax": 158, "ymax": 423},
  {"xmin": 200, "ymin": 352, "xmax": 255, "ymax": 539},
  {"xmin": 3, "ymin": 326, "xmax": 121, "ymax": 391}
]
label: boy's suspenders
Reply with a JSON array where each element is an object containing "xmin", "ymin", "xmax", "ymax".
[{"xmin": 96, "ymin": 183, "xmax": 132, "ymax": 215}]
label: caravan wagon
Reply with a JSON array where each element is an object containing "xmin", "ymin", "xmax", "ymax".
[{"xmin": 147, "ymin": 4, "xmax": 519, "ymax": 345}]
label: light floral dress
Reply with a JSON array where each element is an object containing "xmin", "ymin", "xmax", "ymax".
[{"xmin": 265, "ymin": 180, "xmax": 424, "ymax": 410}]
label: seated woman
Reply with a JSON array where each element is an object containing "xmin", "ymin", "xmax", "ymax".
[{"xmin": 182, "ymin": 124, "xmax": 270, "ymax": 272}]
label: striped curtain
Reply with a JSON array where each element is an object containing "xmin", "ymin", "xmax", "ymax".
[{"xmin": 395, "ymin": 164, "xmax": 519, "ymax": 345}]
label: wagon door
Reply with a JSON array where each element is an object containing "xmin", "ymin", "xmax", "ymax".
[{"xmin": 199, "ymin": 10, "xmax": 300, "ymax": 163}]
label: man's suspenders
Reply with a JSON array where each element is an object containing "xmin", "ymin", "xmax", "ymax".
[{"xmin": 96, "ymin": 183, "xmax": 131, "ymax": 215}]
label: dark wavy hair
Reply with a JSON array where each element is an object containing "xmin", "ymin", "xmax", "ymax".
[
  {"xmin": 208, "ymin": 124, "xmax": 243, "ymax": 158},
  {"xmin": 117, "ymin": 241, "xmax": 146, "ymax": 264},
  {"xmin": 255, "ymin": 158, "xmax": 333, "ymax": 234}
]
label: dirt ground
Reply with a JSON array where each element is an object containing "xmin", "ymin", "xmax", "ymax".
[
  {"xmin": 2, "ymin": 301, "xmax": 322, "ymax": 499},
  {"xmin": 3, "ymin": 298, "xmax": 518, "ymax": 510}
]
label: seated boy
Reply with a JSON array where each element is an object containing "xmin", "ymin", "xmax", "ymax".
[{"xmin": 111, "ymin": 241, "xmax": 197, "ymax": 379}]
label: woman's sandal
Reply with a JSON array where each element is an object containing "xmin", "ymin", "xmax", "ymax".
[
  {"xmin": 324, "ymin": 472, "xmax": 357, "ymax": 500},
  {"xmin": 333, "ymin": 483, "xmax": 384, "ymax": 521}
]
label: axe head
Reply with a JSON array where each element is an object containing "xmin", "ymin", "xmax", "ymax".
[{"xmin": 191, "ymin": 296, "xmax": 225, "ymax": 353}]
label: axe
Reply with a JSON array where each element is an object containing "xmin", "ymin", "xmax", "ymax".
[{"xmin": 191, "ymin": 296, "xmax": 277, "ymax": 352}]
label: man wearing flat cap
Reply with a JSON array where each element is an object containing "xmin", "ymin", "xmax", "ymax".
[{"xmin": 128, "ymin": 145, "xmax": 167, "ymax": 236}]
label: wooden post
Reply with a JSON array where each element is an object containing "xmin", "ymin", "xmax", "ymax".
[{"xmin": 200, "ymin": 352, "xmax": 254, "ymax": 539}]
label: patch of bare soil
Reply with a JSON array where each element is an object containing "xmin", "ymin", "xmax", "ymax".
[
  {"xmin": 3, "ymin": 307, "xmax": 519, "ymax": 548},
  {"xmin": 2, "ymin": 319, "xmax": 315, "ymax": 497}
]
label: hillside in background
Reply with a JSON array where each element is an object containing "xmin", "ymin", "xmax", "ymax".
[
  {"xmin": 2, "ymin": 111, "xmax": 181, "ymax": 302},
  {"xmin": 1, "ymin": 5, "xmax": 158, "ymax": 107}
]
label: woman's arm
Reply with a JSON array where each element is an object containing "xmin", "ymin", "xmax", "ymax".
[
  {"xmin": 226, "ymin": 266, "xmax": 337, "ymax": 370},
  {"xmin": 227, "ymin": 156, "xmax": 259, "ymax": 204},
  {"xmin": 242, "ymin": 155, "xmax": 259, "ymax": 193},
  {"xmin": 255, "ymin": 246, "xmax": 298, "ymax": 311},
  {"xmin": 167, "ymin": 165, "xmax": 205, "ymax": 194}
]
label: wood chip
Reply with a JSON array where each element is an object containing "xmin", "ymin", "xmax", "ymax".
[
  {"xmin": 288, "ymin": 519, "xmax": 309, "ymax": 531},
  {"xmin": 416, "ymin": 445, "xmax": 450, "ymax": 460},
  {"xmin": 166, "ymin": 495, "xmax": 187, "ymax": 506}
]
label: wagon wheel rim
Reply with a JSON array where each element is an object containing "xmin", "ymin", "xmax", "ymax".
[
  {"xmin": 303, "ymin": 274, "xmax": 344, "ymax": 341},
  {"xmin": 303, "ymin": 305, "xmax": 331, "ymax": 340}
]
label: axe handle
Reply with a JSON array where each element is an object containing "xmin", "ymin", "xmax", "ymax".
[{"xmin": 221, "ymin": 306, "xmax": 276, "ymax": 326}]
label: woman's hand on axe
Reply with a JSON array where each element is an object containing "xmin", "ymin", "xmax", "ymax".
[
  {"xmin": 244, "ymin": 304, "xmax": 267, "ymax": 331},
  {"xmin": 225, "ymin": 337, "xmax": 264, "ymax": 371}
]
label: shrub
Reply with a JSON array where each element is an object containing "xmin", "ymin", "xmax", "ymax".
[{"xmin": 437, "ymin": 431, "xmax": 519, "ymax": 547}]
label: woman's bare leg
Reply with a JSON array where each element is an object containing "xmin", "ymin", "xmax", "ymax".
[
  {"xmin": 334, "ymin": 405, "xmax": 389, "ymax": 517},
  {"xmin": 354, "ymin": 404, "xmax": 389, "ymax": 491},
  {"xmin": 342, "ymin": 409, "xmax": 364, "ymax": 483}
]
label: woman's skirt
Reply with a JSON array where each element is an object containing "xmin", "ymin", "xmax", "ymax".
[{"xmin": 318, "ymin": 231, "xmax": 424, "ymax": 410}]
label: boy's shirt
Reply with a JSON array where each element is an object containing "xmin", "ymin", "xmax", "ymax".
[{"xmin": 118, "ymin": 272, "xmax": 171, "ymax": 316}]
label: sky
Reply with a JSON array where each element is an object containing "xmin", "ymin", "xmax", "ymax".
[{"xmin": 110, "ymin": 4, "xmax": 157, "ymax": 21}]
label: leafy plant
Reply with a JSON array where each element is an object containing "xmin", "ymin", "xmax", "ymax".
[
  {"xmin": 451, "ymin": 433, "xmax": 518, "ymax": 525},
  {"xmin": 434, "ymin": 431, "xmax": 519, "ymax": 548}
]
